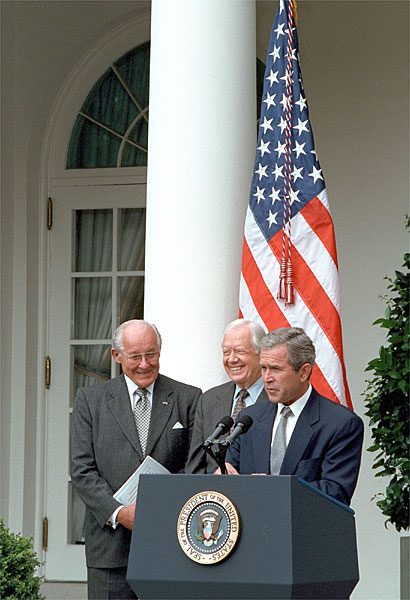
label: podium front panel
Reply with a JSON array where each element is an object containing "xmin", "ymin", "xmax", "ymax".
[{"xmin": 127, "ymin": 474, "xmax": 358, "ymax": 599}]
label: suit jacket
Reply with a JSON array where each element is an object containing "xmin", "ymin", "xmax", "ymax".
[
  {"xmin": 70, "ymin": 373, "xmax": 201, "ymax": 568},
  {"xmin": 185, "ymin": 380, "xmax": 268, "ymax": 474},
  {"xmin": 226, "ymin": 387, "xmax": 364, "ymax": 505}
]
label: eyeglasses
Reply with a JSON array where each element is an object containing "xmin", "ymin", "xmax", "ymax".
[{"xmin": 121, "ymin": 351, "xmax": 159, "ymax": 363}]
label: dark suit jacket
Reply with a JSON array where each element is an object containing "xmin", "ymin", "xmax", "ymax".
[
  {"xmin": 185, "ymin": 380, "xmax": 268, "ymax": 474},
  {"xmin": 225, "ymin": 387, "xmax": 364, "ymax": 505},
  {"xmin": 70, "ymin": 373, "xmax": 201, "ymax": 568}
]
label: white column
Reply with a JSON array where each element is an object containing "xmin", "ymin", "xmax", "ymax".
[{"xmin": 145, "ymin": 0, "xmax": 256, "ymax": 390}]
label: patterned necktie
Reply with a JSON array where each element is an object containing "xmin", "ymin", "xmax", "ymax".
[
  {"xmin": 133, "ymin": 388, "xmax": 151, "ymax": 456},
  {"xmin": 270, "ymin": 406, "xmax": 293, "ymax": 475},
  {"xmin": 231, "ymin": 389, "xmax": 249, "ymax": 429}
]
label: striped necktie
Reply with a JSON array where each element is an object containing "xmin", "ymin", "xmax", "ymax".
[{"xmin": 270, "ymin": 406, "xmax": 293, "ymax": 475}]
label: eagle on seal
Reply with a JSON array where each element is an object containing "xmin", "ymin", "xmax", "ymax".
[{"xmin": 196, "ymin": 508, "xmax": 223, "ymax": 547}]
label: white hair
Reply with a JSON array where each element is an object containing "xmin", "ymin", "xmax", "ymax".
[
  {"xmin": 223, "ymin": 318, "xmax": 266, "ymax": 353},
  {"xmin": 113, "ymin": 319, "xmax": 162, "ymax": 353}
]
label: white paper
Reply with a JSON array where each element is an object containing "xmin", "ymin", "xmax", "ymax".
[{"xmin": 113, "ymin": 455, "xmax": 169, "ymax": 506}]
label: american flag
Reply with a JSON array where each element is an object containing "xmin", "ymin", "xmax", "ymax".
[{"xmin": 239, "ymin": 0, "xmax": 352, "ymax": 408}]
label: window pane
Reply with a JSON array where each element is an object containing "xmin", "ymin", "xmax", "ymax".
[
  {"xmin": 84, "ymin": 69, "xmax": 139, "ymax": 135},
  {"xmin": 67, "ymin": 116, "xmax": 122, "ymax": 169},
  {"xmin": 73, "ymin": 278, "xmax": 112, "ymax": 339},
  {"xmin": 115, "ymin": 42, "xmax": 150, "ymax": 109},
  {"xmin": 72, "ymin": 344, "xmax": 112, "ymax": 401},
  {"xmin": 121, "ymin": 142, "xmax": 147, "ymax": 167},
  {"xmin": 119, "ymin": 208, "xmax": 146, "ymax": 271},
  {"xmin": 74, "ymin": 209, "xmax": 113, "ymax": 272},
  {"xmin": 119, "ymin": 277, "xmax": 144, "ymax": 323}
]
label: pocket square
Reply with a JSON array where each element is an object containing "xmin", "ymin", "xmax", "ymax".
[{"xmin": 172, "ymin": 421, "xmax": 184, "ymax": 429}]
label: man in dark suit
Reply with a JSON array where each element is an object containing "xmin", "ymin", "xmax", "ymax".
[
  {"xmin": 185, "ymin": 318, "xmax": 268, "ymax": 474},
  {"xmin": 71, "ymin": 319, "xmax": 201, "ymax": 599},
  {"xmin": 224, "ymin": 327, "xmax": 364, "ymax": 506}
]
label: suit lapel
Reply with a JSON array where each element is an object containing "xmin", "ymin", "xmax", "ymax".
[
  {"xmin": 211, "ymin": 382, "xmax": 235, "ymax": 424},
  {"xmin": 145, "ymin": 374, "xmax": 174, "ymax": 456},
  {"xmin": 251, "ymin": 402, "xmax": 277, "ymax": 472},
  {"xmin": 256, "ymin": 387, "xmax": 269, "ymax": 403},
  {"xmin": 107, "ymin": 375, "xmax": 143, "ymax": 458},
  {"xmin": 281, "ymin": 389, "xmax": 319, "ymax": 474}
]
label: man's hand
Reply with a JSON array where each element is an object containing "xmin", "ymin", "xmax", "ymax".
[
  {"xmin": 117, "ymin": 504, "xmax": 136, "ymax": 530},
  {"xmin": 213, "ymin": 462, "xmax": 239, "ymax": 475}
]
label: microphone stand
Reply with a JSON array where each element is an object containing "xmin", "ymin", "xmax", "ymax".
[
  {"xmin": 213, "ymin": 443, "xmax": 228, "ymax": 474},
  {"xmin": 203, "ymin": 444, "xmax": 228, "ymax": 474}
]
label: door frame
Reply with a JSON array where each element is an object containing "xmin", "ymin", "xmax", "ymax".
[{"xmin": 37, "ymin": 8, "xmax": 150, "ymax": 578}]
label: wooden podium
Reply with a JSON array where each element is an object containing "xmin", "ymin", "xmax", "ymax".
[{"xmin": 127, "ymin": 474, "xmax": 359, "ymax": 599}]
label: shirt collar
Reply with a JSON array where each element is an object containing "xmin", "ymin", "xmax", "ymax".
[
  {"xmin": 235, "ymin": 377, "xmax": 264, "ymax": 405},
  {"xmin": 277, "ymin": 383, "xmax": 311, "ymax": 418},
  {"xmin": 124, "ymin": 374, "xmax": 155, "ymax": 399}
]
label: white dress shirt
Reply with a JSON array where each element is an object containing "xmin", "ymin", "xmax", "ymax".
[{"xmin": 271, "ymin": 384, "xmax": 311, "ymax": 446}]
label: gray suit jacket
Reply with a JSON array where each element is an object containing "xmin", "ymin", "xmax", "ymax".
[
  {"xmin": 70, "ymin": 373, "xmax": 201, "ymax": 568},
  {"xmin": 185, "ymin": 380, "xmax": 268, "ymax": 474}
]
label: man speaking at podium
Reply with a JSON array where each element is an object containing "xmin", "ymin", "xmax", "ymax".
[
  {"xmin": 185, "ymin": 318, "xmax": 268, "ymax": 473},
  {"xmin": 223, "ymin": 327, "xmax": 364, "ymax": 506}
]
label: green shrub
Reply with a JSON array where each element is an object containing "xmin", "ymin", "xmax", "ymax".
[
  {"xmin": 363, "ymin": 216, "xmax": 410, "ymax": 532},
  {"xmin": 0, "ymin": 518, "xmax": 44, "ymax": 600}
]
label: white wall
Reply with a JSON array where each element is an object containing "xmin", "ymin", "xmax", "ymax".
[{"xmin": 0, "ymin": 1, "xmax": 408, "ymax": 597}]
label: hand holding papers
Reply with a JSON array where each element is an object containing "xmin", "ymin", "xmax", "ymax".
[{"xmin": 113, "ymin": 455, "xmax": 169, "ymax": 506}]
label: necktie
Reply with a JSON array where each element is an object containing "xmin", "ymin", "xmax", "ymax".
[
  {"xmin": 270, "ymin": 406, "xmax": 293, "ymax": 475},
  {"xmin": 231, "ymin": 389, "xmax": 249, "ymax": 429},
  {"xmin": 133, "ymin": 388, "xmax": 151, "ymax": 456}
]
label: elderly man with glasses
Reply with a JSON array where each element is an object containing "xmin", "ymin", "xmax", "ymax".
[{"xmin": 71, "ymin": 319, "xmax": 201, "ymax": 600}]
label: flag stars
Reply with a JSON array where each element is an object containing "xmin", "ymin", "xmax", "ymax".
[
  {"xmin": 257, "ymin": 139, "xmax": 271, "ymax": 157},
  {"xmin": 277, "ymin": 116, "xmax": 287, "ymax": 134},
  {"xmin": 272, "ymin": 163, "xmax": 284, "ymax": 181},
  {"xmin": 266, "ymin": 69, "xmax": 279, "ymax": 87},
  {"xmin": 291, "ymin": 165, "xmax": 304, "ymax": 182},
  {"xmin": 263, "ymin": 92, "xmax": 277, "ymax": 109},
  {"xmin": 260, "ymin": 116, "xmax": 274, "ymax": 134},
  {"xmin": 308, "ymin": 165, "xmax": 323, "ymax": 183},
  {"xmin": 286, "ymin": 47, "xmax": 297, "ymax": 61},
  {"xmin": 269, "ymin": 187, "xmax": 281, "ymax": 204},
  {"xmin": 290, "ymin": 188, "xmax": 301, "ymax": 204},
  {"xmin": 275, "ymin": 140, "xmax": 286, "ymax": 157},
  {"xmin": 293, "ymin": 118, "xmax": 309, "ymax": 136},
  {"xmin": 293, "ymin": 140, "xmax": 306, "ymax": 158},
  {"xmin": 280, "ymin": 93, "xmax": 291, "ymax": 112},
  {"xmin": 266, "ymin": 210, "xmax": 278, "ymax": 227},
  {"xmin": 253, "ymin": 186, "xmax": 266, "ymax": 203},
  {"xmin": 280, "ymin": 73, "xmax": 294, "ymax": 86},
  {"xmin": 274, "ymin": 23, "xmax": 285, "ymax": 38},
  {"xmin": 295, "ymin": 94, "xmax": 307, "ymax": 112},
  {"xmin": 255, "ymin": 163, "xmax": 268, "ymax": 180},
  {"xmin": 269, "ymin": 45, "xmax": 281, "ymax": 62}
]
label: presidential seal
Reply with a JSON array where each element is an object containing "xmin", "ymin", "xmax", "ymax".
[{"xmin": 177, "ymin": 491, "xmax": 240, "ymax": 564}]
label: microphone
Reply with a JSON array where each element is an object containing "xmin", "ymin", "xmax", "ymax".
[
  {"xmin": 218, "ymin": 415, "xmax": 253, "ymax": 447},
  {"xmin": 202, "ymin": 416, "xmax": 234, "ymax": 448}
]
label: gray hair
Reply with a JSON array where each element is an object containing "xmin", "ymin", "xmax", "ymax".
[
  {"xmin": 113, "ymin": 319, "xmax": 162, "ymax": 353},
  {"xmin": 223, "ymin": 318, "xmax": 266, "ymax": 353},
  {"xmin": 261, "ymin": 327, "xmax": 316, "ymax": 371}
]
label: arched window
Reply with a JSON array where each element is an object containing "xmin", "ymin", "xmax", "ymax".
[
  {"xmin": 67, "ymin": 43, "xmax": 264, "ymax": 169},
  {"xmin": 67, "ymin": 41, "xmax": 150, "ymax": 168}
]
